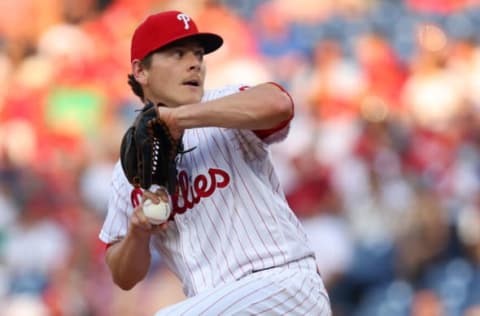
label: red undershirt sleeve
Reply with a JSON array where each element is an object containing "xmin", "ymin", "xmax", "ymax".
[{"xmin": 251, "ymin": 82, "xmax": 295, "ymax": 140}]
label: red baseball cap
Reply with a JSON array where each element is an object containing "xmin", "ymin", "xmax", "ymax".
[{"xmin": 130, "ymin": 11, "xmax": 223, "ymax": 62}]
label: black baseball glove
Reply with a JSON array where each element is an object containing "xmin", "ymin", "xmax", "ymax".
[{"xmin": 120, "ymin": 102, "xmax": 182, "ymax": 196}]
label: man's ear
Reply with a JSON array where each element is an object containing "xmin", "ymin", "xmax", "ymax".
[{"xmin": 132, "ymin": 59, "xmax": 147, "ymax": 85}]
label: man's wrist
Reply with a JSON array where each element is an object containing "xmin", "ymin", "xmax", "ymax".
[{"xmin": 128, "ymin": 225, "xmax": 152, "ymax": 242}]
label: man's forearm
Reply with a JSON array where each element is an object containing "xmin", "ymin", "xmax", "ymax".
[
  {"xmin": 175, "ymin": 83, "xmax": 293, "ymax": 130},
  {"xmin": 106, "ymin": 229, "xmax": 152, "ymax": 290}
]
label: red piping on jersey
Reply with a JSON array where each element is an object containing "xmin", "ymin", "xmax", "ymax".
[
  {"xmin": 105, "ymin": 239, "xmax": 122, "ymax": 251},
  {"xmin": 131, "ymin": 186, "xmax": 143, "ymax": 208},
  {"xmin": 252, "ymin": 82, "xmax": 295, "ymax": 139}
]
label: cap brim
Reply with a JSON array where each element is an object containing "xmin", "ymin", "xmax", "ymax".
[
  {"xmin": 164, "ymin": 33, "xmax": 223, "ymax": 55},
  {"xmin": 190, "ymin": 33, "xmax": 223, "ymax": 54}
]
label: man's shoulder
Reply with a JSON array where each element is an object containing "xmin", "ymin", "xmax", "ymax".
[{"xmin": 202, "ymin": 84, "xmax": 250, "ymax": 102}]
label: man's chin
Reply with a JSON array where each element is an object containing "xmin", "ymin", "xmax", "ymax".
[
  {"xmin": 157, "ymin": 91, "xmax": 203, "ymax": 107},
  {"xmin": 179, "ymin": 93, "xmax": 203, "ymax": 105}
]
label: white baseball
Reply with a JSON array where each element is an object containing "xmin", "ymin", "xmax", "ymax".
[{"xmin": 142, "ymin": 199, "xmax": 171, "ymax": 224}]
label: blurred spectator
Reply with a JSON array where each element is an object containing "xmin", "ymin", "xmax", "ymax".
[
  {"xmin": 406, "ymin": 0, "xmax": 468, "ymax": 14},
  {"xmin": 354, "ymin": 31, "xmax": 408, "ymax": 113},
  {"xmin": 195, "ymin": 0, "xmax": 270, "ymax": 88},
  {"xmin": 401, "ymin": 23, "xmax": 465, "ymax": 132},
  {"xmin": 307, "ymin": 38, "xmax": 366, "ymax": 120}
]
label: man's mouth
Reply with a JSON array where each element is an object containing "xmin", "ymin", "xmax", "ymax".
[{"xmin": 183, "ymin": 79, "xmax": 200, "ymax": 87}]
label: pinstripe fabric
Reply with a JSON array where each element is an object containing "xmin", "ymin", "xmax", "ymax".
[
  {"xmin": 154, "ymin": 258, "xmax": 331, "ymax": 316},
  {"xmin": 99, "ymin": 84, "xmax": 330, "ymax": 312}
]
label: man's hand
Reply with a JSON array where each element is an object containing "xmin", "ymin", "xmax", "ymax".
[
  {"xmin": 105, "ymin": 187, "xmax": 170, "ymax": 291},
  {"xmin": 130, "ymin": 189, "xmax": 169, "ymax": 234},
  {"xmin": 155, "ymin": 105, "xmax": 184, "ymax": 141}
]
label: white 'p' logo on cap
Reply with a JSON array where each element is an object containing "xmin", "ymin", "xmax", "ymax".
[{"xmin": 177, "ymin": 13, "xmax": 191, "ymax": 30}]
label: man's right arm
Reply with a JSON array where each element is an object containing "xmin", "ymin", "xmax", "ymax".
[
  {"xmin": 105, "ymin": 225, "xmax": 152, "ymax": 290},
  {"xmin": 105, "ymin": 195, "xmax": 168, "ymax": 290}
]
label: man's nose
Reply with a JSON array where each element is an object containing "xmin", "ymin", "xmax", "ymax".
[
  {"xmin": 189, "ymin": 63, "xmax": 201, "ymax": 71},
  {"xmin": 186, "ymin": 53, "xmax": 201, "ymax": 71}
]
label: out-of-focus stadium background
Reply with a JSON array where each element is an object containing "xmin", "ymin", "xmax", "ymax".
[{"xmin": 1, "ymin": 0, "xmax": 480, "ymax": 315}]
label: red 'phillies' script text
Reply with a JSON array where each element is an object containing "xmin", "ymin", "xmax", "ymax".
[{"xmin": 172, "ymin": 168, "xmax": 230, "ymax": 214}]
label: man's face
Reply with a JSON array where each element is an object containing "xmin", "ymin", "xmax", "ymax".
[{"xmin": 141, "ymin": 39, "xmax": 206, "ymax": 106}]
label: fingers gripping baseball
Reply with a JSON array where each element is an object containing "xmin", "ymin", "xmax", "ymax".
[
  {"xmin": 142, "ymin": 186, "xmax": 172, "ymax": 225},
  {"xmin": 129, "ymin": 188, "xmax": 170, "ymax": 232},
  {"xmin": 131, "ymin": 204, "xmax": 168, "ymax": 233}
]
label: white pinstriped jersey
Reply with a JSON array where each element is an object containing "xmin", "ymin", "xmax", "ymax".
[{"xmin": 99, "ymin": 84, "xmax": 316, "ymax": 298}]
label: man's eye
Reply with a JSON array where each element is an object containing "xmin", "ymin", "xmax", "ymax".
[
  {"xmin": 174, "ymin": 49, "xmax": 184, "ymax": 57},
  {"xmin": 195, "ymin": 50, "xmax": 204, "ymax": 61}
]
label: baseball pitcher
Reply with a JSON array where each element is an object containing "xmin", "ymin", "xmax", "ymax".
[{"xmin": 99, "ymin": 10, "xmax": 331, "ymax": 315}]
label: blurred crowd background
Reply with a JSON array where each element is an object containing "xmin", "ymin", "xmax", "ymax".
[{"xmin": 1, "ymin": 0, "xmax": 480, "ymax": 315}]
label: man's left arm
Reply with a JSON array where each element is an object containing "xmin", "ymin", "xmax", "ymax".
[{"xmin": 156, "ymin": 83, "xmax": 293, "ymax": 136}]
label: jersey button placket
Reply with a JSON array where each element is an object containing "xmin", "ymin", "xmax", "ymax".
[{"xmin": 178, "ymin": 215, "xmax": 196, "ymax": 261}]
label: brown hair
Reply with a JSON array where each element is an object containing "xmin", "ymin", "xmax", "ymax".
[{"xmin": 127, "ymin": 54, "xmax": 153, "ymax": 102}]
